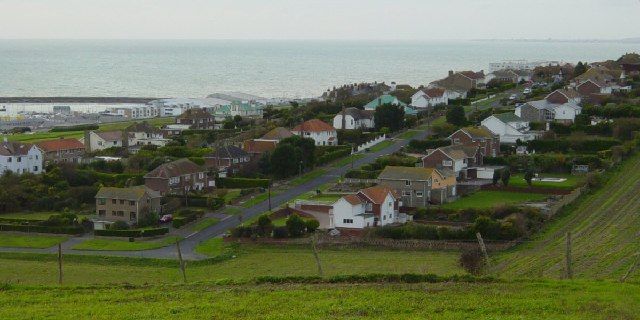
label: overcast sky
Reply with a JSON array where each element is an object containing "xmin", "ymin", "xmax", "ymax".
[{"xmin": 1, "ymin": 0, "xmax": 639, "ymax": 40}]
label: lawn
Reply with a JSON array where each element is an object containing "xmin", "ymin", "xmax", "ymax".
[
  {"xmin": 0, "ymin": 234, "xmax": 67, "ymax": 249},
  {"xmin": 331, "ymin": 153, "xmax": 364, "ymax": 168},
  {"xmin": 71, "ymin": 236, "xmax": 182, "ymax": 251},
  {"xmin": 508, "ymin": 173, "xmax": 583, "ymax": 190},
  {"xmin": 191, "ymin": 218, "xmax": 220, "ymax": 232},
  {"xmin": 493, "ymin": 153, "xmax": 640, "ymax": 280},
  {"xmin": 1, "ymin": 280, "xmax": 638, "ymax": 319},
  {"xmin": 0, "ymin": 244, "xmax": 462, "ymax": 285},
  {"xmin": 0, "ymin": 211, "xmax": 94, "ymax": 221},
  {"xmin": 194, "ymin": 237, "xmax": 226, "ymax": 257},
  {"xmin": 221, "ymin": 189, "xmax": 242, "ymax": 204},
  {"xmin": 396, "ymin": 130, "xmax": 420, "ymax": 140},
  {"xmin": 289, "ymin": 168, "xmax": 327, "ymax": 186},
  {"xmin": 241, "ymin": 192, "xmax": 274, "ymax": 208},
  {"xmin": 441, "ymin": 191, "xmax": 548, "ymax": 210},
  {"xmin": 368, "ymin": 140, "xmax": 393, "ymax": 152}
]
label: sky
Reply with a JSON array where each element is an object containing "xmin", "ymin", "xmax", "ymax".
[{"xmin": 1, "ymin": 0, "xmax": 639, "ymax": 40}]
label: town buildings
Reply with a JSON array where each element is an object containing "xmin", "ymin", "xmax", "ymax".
[
  {"xmin": 36, "ymin": 138, "xmax": 85, "ymax": 165},
  {"xmin": 95, "ymin": 186, "xmax": 162, "ymax": 225},
  {"xmin": 204, "ymin": 145, "xmax": 251, "ymax": 175},
  {"xmin": 0, "ymin": 138, "xmax": 43, "ymax": 175},
  {"xmin": 291, "ymin": 119, "xmax": 338, "ymax": 146},
  {"xmin": 144, "ymin": 159, "xmax": 210, "ymax": 195}
]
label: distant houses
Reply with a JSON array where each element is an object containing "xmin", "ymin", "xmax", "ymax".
[
  {"xmin": 242, "ymin": 127, "xmax": 293, "ymax": 159},
  {"xmin": 516, "ymin": 90, "xmax": 582, "ymax": 124},
  {"xmin": 291, "ymin": 119, "xmax": 338, "ymax": 146},
  {"xmin": 176, "ymin": 108, "xmax": 216, "ymax": 130},
  {"xmin": 36, "ymin": 138, "xmax": 85, "ymax": 165},
  {"xmin": 332, "ymin": 107, "xmax": 375, "ymax": 130},
  {"xmin": 124, "ymin": 122, "xmax": 170, "ymax": 148},
  {"xmin": 429, "ymin": 70, "xmax": 486, "ymax": 96},
  {"xmin": 204, "ymin": 145, "xmax": 251, "ymax": 175},
  {"xmin": 481, "ymin": 113, "xmax": 535, "ymax": 144},
  {"xmin": 410, "ymin": 88, "xmax": 448, "ymax": 109},
  {"xmin": 0, "ymin": 138, "xmax": 43, "ymax": 175},
  {"xmin": 363, "ymin": 94, "xmax": 417, "ymax": 116},
  {"xmin": 144, "ymin": 158, "xmax": 210, "ymax": 195}
]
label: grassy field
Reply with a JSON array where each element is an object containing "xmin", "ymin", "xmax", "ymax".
[
  {"xmin": 1, "ymin": 280, "xmax": 638, "ymax": 319},
  {"xmin": 7, "ymin": 117, "xmax": 174, "ymax": 143},
  {"xmin": 396, "ymin": 130, "xmax": 420, "ymax": 140},
  {"xmin": 194, "ymin": 237, "xmax": 226, "ymax": 257},
  {"xmin": 0, "ymin": 244, "xmax": 462, "ymax": 285},
  {"xmin": 441, "ymin": 190, "xmax": 548, "ymax": 210},
  {"xmin": 0, "ymin": 234, "xmax": 67, "ymax": 248},
  {"xmin": 332, "ymin": 153, "xmax": 364, "ymax": 167},
  {"xmin": 240, "ymin": 192, "xmax": 274, "ymax": 208},
  {"xmin": 493, "ymin": 153, "xmax": 640, "ymax": 281},
  {"xmin": 369, "ymin": 140, "xmax": 393, "ymax": 152},
  {"xmin": 289, "ymin": 168, "xmax": 327, "ymax": 186},
  {"xmin": 221, "ymin": 189, "xmax": 242, "ymax": 204},
  {"xmin": 509, "ymin": 173, "xmax": 583, "ymax": 190},
  {"xmin": 71, "ymin": 236, "xmax": 182, "ymax": 251},
  {"xmin": 192, "ymin": 218, "xmax": 220, "ymax": 232}
]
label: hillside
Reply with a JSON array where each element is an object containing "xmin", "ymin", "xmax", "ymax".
[
  {"xmin": 493, "ymin": 153, "xmax": 640, "ymax": 280},
  {"xmin": 1, "ymin": 280, "xmax": 638, "ymax": 319}
]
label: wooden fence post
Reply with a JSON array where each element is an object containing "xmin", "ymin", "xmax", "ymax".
[
  {"xmin": 475, "ymin": 232, "xmax": 491, "ymax": 266},
  {"xmin": 57, "ymin": 243, "xmax": 63, "ymax": 285},
  {"xmin": 176, "ymin": 241, "xmax": 187, "ymax": 283},
  {"xmin": 311, "ymin": 232, "xmax": 323, "ymax": 277},
  {"xmin": 565, "ymin": 232, "xmax": 573, "ymax": 279}
]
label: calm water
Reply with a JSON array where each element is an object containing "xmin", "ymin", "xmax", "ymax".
[{"xmin": 1, "ymin": 40, "xmax": 639, "ymax": 98}]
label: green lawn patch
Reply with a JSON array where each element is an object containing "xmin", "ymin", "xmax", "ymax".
[
  {"xmin": 441, "ymin": 191, "xmax": 548, "ymax": 210},
  {"xmin": 0, "ymin": 234, "xmax": 67, "ymax": 249},
  {"xmin": 72, "ymin": 236, "xmax": 182, "ymax": 251},
  {"xmin": 241, "ymin": 192, "xmax": 274, "ymax": 208},
  {"xmin": 396, "ymin": 130, "xmax": 420, "ymax": 140},
  {"xmin": 222, "ymin": 189, "xmax": 242, "ymax": 204},
  {"xmin": 332, "ymin": 154, "xmax": 364, "ymax": 168},
  {"xmin": 194, "ymin": 237, "xmax": 226, "ymax": 257},
  {"xmin": 508, "ymin": 173, "xmax": 583, "ymax": 190},
  {"xmin": 192, "ymin": 218, "xmax": 220, "ymax": 232},
  {"xmin": 290, "ymin": 169, "xmax": 326, "ymax": 186},
  {"xmin": 368, "ymin": 140, "xmax": 393, "ymax": 152}
]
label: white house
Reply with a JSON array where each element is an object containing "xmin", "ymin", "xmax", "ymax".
[
  {"xmin": 291, "ymin": 119, "xmax": 338, "ymax": 146},
  {"xmin": 81, "ymin": 131, "xmax": 123, "ymax": 152},
  {"xmin": 332, "ymin": 107, "xmax": 375, "ymax": 130},
  {"xmin": 554, "ymin": 102, "xmax": 582, "ymax": 124},
  {"xmin": 481, "ymin": 113, "xmax": 535, "ymax": 144},
  {"xmin": 124, "ymin": 122, "xmax": 170, "ymax": 147},
  {"xmin": 0, "ymin": 138, "xmax": 43, "ymax": 175},
  {"xmin": 330, "ymin": 186, "xmax": 406, "ymax": 229},
  {"xmin": 411, "ymin": 88, "xmax": 448, "ymax": 109}
]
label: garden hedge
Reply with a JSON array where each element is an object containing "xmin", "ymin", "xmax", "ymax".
[
  {"xmin": 215, "ymin": 177, "xmax": 270, "ymax": 189},
  {"xmin": 94, "ymin": 227, "xmax": 168, "ymax": 238}
]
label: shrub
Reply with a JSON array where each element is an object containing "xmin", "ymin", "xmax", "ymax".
[
  {"xmin": 172, "ymin": 217, "xmax": 188, "ymax": 229},
  {"xmin": 109, "ymin": 221, "xmax": 130, "ymax": 230},
  {"xmin": 305, "ymin": 219, "xmax": 320, "ymax": 233},
  {"xmin": 459, "ymin": 248, "xmax": 485, "ymax": 276},
  {"xmin": 286, "ymin": 214, "xmax": 306, "ymax": 237},
  {"xmin": 94, "ymin": 227, "xmax": 168, "ymax": 238},
  {"xmin": 272, "ymin": 226, "xmax": 289, "ymax": 238},
  {"xmin": 50, "ymin": 124, "xmax": 99, "ymax": 132},
  {"xmin": 0, "ymin": 224, "xmax": 84, "ymax": 235},
  {"xmin": 215, "ymin": 177, "xmax": 270, "ymax": 189}
]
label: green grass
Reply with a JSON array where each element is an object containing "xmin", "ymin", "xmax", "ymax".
[
  {"xmin": 241, "ymin": 192, "xmax": 274, "ymax": 208},
  {"xmin": 0, "ymin": 244, "xmax": 462, "ymax": 285},
  {"xmin": 289, "ymin": 168, "xmax": 327, "ymax": 186},
  {"xmin": 493, "ymin": 153, "xmax": 640, "ymax": 280},
  {"xmin": 7, "ymin": 117, "xmax": 174, "ymax": 143},
  {"xmin": 396, "ymin": 130, "xmax": 420, "ymax": 140},
  {"xmin": 194, "ymin": 237, "xmax": 226, "ymax": 257},
  {"xmin": 221, "ymin": 189, "xmax": 242, "ymax": 204},
  {"xmin": 332, "ymin": 153, "xmax": 364, "ymax": 167},
  {"xmin": 307, "ymin": 194, "xmax": 342, "ymax": 203},
  {"xmin": 368, "ymin": 140, "xmax": 393, "ymax": 152},
  {"xmin": 191, "ymin": 218, "xmax": 220, "ymax": 232},
  {"xmin": 71, "ymin": 236, "xmax": 182, "ymax": 251},
  {"xmin": 0, "ymin": 234, "xmax": 68, "ymax": 249},
  {"xmin": 0, "ymin": 211, "xmax": 94, "ymax": 221},
  {"xmin": 224, "ymin": 207, "xmax": 243, "ymax": 215},
  {"xmin": 441, "ymin": 191, "xmax": 548, "ymax": 210},
  {"xmin": 508, "ymin": 173, "xmax": 583, "ymax": 190},
  {"xmin": 1, "ymin": 280, "xmax": 638, "ymax": 319}
]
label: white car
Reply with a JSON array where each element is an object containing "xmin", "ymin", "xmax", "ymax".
[
  {"xmin": 509, "ymin": 94, "xmax": 518, "ymax": 100},
  {"xmin": 523, "ymin": 88, "xmax": 532, "ymax": 94}
]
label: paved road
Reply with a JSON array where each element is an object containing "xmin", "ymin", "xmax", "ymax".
[{"xmin": 0, "ymin": 127, "xmax": 430, "ymax": 260}]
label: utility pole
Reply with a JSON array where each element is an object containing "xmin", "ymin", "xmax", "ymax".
[
  {"xmin": 311, "ymin": 232, "xmax": 323, "ymax": 277},
  {"xmin": 268, "ymin": 180, "xmax": 272, "ymax": 212},
  {"xmin": 475, "ymin": 232, "xmax": 490, "ymax": 267},
  {"xmin": 565, "ymin": 232, "xmax": 573, "ymax": 279},
  {"xmin": 176, "ymin": 241, "xmax": 187, "ymax": 283},
  {"xmin": 57, "ymin": 243, "xmax": 63, "ymax": 285}
]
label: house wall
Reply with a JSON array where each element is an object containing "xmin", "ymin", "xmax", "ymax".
[
  {"xmin": 378, "ymin": 193, "xmax": 398, "ymax": 226},
  {"xmin": 0, "ymin": 146, "xmax": 43, "ymax": 175},
  {"xmin": 519, "ymin": 104, "xmax": 545, "ymax": 122},
  {"xmin": 144, "ymin": 171, "xmax": 208, "ymax": 196},
  {"xmin": 378, "ymin": 179, "xmax": 431, "ymax": 208},
  {"xmin": 86, "ymin": 131, "xmax": 122, "ymax": 152},
  {"xmin": 128, "ymin": 132, "xmax": 168, "ymax": 147},
  {"xmin": 333, "ymin": 114, "xmax": 355, "ymax": 130},
  {"xmin": 577, "ymin": 81, "xmax": 601, "ymax": 96},
  {"xmin": 293, "ymin": 130, "xmax": 338, "ymax": 146},
  {"xmin": 332, "ymin": 198, "xmax": 372, "ymax": 229},
  {"xmin": 554, "ymin": 105, "xmax": 581, "ymax": 123},
  {"xmin": 42, "ymin": 148, "xmax": 84, "ymax": 166},
  {"xmin": 422, "ymin": 150, "xmax": 456, "ymax": 173},
  {"xmin": 96, "ymin": 194, "xmax": 162, "ymax": 224},
  {"xmin": 546, "ymin": 91, "xmax": 569, "ymax": 104}
]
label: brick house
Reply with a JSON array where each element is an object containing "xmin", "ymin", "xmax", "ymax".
[
  {"xmin": 545, "ymin": 89, "xmax": 581, "ymax": 105},
  {"xmin": 36, "ymin": 138, "xmax": 85, "ymax": 165},
  {"xmin": 377, "ymin": 166, "xmax": 457, "ymax": 207},
  {"xmin": 144, "ymin": 158, "xmax": 210, "ymax": 195},
  {"xmin": 448, "ymin": 127, "xmax": 499, "ymax": 158},
  {"xmin": 95, "ymin": 186, "xmax": 162, "ymax": 225},
  {"xmin": 176, "ymin": 108, "xmax": 215, "ymax": 130},
  {"xmin": 422, "ymin": 145, "xmax": 481, "ymax": 180},
  {"xmin": 204, "ymin": 145, "xmax": 250, "ymax": 174}
]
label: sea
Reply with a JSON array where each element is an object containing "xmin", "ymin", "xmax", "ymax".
[{"xmin": 1, "ymin": 39, "xmax": 639, "ymax": 100}]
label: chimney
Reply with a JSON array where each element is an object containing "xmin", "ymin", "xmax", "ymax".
[{"xmin": 449, "ymin": 70, "xmax": 454, "ymax": 77}]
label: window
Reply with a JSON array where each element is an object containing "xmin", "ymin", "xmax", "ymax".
[
  {"xmin": 402, "ymin": 191, "xmax": 411, "ymax": 196},
  {"xmin": 342, "ymin": 219, "xmax": 353, "ymax": 224},
  {"xmin": 33, "ymin": 166, "xmax": 38, "ymax": 172},
  {"xmin": 17, "ymin": 157, "xmax": 21, "ymax": 163},
  {"xmin": 405, "ymin": 180, "xmax": 411, "ymax": 186},
  {"xmin": 443, "ymin": 160, "xmax": 453, "ymax": 166},
  {"xmin": 170, "ymin": 177, "xmax": 180, "ymax": 184},
  {"xmin": 98, "ymin": 210, "xmax": 106, "ymax": 216},
  {"xmin": 112, "ymin": 211, "xmax": 117, "ymax": 216},
  {"xmin": 453, "ymin": 138, "xmax": 460, "ymax": 144},
  {"xmin": 117, "ymin": 211, "xmax": 124, "ymax": 217},
  {"xmin": 119, "ymin": 200, "xmax": 125, "ymax": 205},
  {"xmin": 7, "ymin": 157, "xmax": 11, "ymax": 163},
  {"xmin": 416, "ymin": 191, "xmax": 424, "ymax": 198},
  {"xmin": 184, "ymin": 175, "xmax": 190, "ymax": 181},
  {"xmin": 130, "ymin": 212, "xmax": 137, "ymax": 221},
  {"xmin": 112, "ymin": 199, "xmax": 117, "ymax": 204},
  {"xmin": 129, "ymin": 201, "xmax": 136, "ymax": 206},
  {"xmin": 198, "ymin": 173, "xmax": 205, "ymax": 179},
  {"xmin": 98, "ymin": 198, "xmax": 106, "ymax": 205}
]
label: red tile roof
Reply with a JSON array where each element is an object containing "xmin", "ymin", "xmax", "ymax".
[
  {"xmin": 0, "ymin": 141, "xmax": 35, "ymax": 156},
  {"xmin": 243, "ymin": 140, "xmax": 277, "ymax": 154},
  {"xmin": 291, "ymin": 119, "xmax": 335, "ymax": 133},
  {"xmin": 424, "ymin": 88, "xmax": 445, "ymax": 98},
  {"xmin": 357, "ymin": 186, "xmax": 399, "ymax": 204},
  {"xmin": 36, "ymin": 138, "xmax": 84, "ymax": 152},
  {"xmin": 343, "ymin": 194, "xmax": 364, "ymax": 205}
]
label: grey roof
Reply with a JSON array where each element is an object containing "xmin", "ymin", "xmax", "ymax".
[
  {"xmin": 0, "ymin": 141, "xmax": 34, "ymax": 156},
  {"xmin": 95, "ymin": 131, "xmax": 123, "ymax": 142},
  {"xmin": 95, "ymin": 185, "xmax": 161, "ymax": 201},
  {"xmin": 378, "ymin": 166, "xmax": 433, "ymax": 181},
  {"xmin": 144, "ymin": 158, "xmax": 205, "ymax": 179},
  {"xmin": 206, "ymin": 145, "xmax": 248, "ymax": 159},
  {"xmin": 125, "ymin": 122, "xmax": 162, "ymax": 134},
  {"xmin": 492, "ymin": 113, "xmax": 523, "ymax": 123},
  {"xmin": 526, "ymin": 100, "xmax": 556, "ymax": 111},
  {"xmin": 339, "ymin": 107, "xmax": 375, "ymax": 121}
]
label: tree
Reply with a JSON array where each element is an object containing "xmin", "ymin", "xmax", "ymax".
[
  {"xmin": 524, "ymin": 170, "xmax": 534, "ymax": 187},
  {"xmin": 257, "ymin": 214, "xmax": 273, "ymax": 237},
  {"xmin": 305, "ymin": 219, "xmax": 320, "ymax": 233},
  {"xmin": 501, "ymin": 168, "xmax": 511, "ymax": 187},
  {"xmin": 374, "ymin": 103, "xmax": 405, "ymax": 132},
  {"xmin": 258, "ymin": 151, "xmax": 272, "ymax": 175},
  {"xmin": 286, "ymin": 214, "xmax": 306, "ymax": 237},
  {"xmin": 574, "ymin": 61, "xmax": 588, "ymax": 77},
  {"xmin": 446, "ymin": 105, "xmax": 468, "ymax": 127},
  {"xmin": 459, "ymin": 248, "xmax": 485, "ymax": 276},
  {"xmin": 492, "ymin": 169, "xmax": 501, "ymax": 186},
  {"xmin": 223, "ymin": 118, "xmax": 235, "ymax": 129},
  {"xmin": 269, "ymin": 143, "xmax": 298, "ymax": 178}
]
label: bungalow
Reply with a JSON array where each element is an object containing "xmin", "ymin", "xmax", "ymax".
[
  {"xmin": 430, "ymin": 70, "xmax": 486, "ymax": 93},
  {"xmin": 481, "ymin": 113, "xmax": 535, "ymax": 144},
  {"xmin": 363, "ymin": 94, "xmax": 418, "ymax": 116},
  {"xmin": 36, "ymin": 138, "xmax": 85, "ymax": 165},
  {"xmin": 332, "ymin": 107, "xmax": 375, "ymax": 130},
  {"xmin": 82, "ymin": 130, "xmax": 123, "ymax": 152},
  {"xmin": 377, "ymin": 166, "xmax": 457, "ymax": 207},
  {"xmin": 330, "ymin": 186, "xmax": 406, "ymax": 229},
  {"xmin": 0, "ymin": 138, "xmax": 43, "ymax": 175},
  {"xmin": 517, "ymin": 100, "xmax": 582, "ymax": 124},
  {"xmin": 260, "ymin": 127, "xmax": 294, "ymax": 142},
  {"xmin": 144, "ymin": 158, "xmax": 210, "ymax": 195},
  {"xmin": 95, "ymin": 185, "xmax": 162, "ymax": 226},
  {"xmin": 485, "ymin": 69, "xmax": 533, "ymax": 84},
  {"xmin": 291, "ymin": 119, "xmax": 338, "ymax": 146},
  {"xmin": 204, "ymin": 145, "xmax": 251, "ymax": 174},
  {"xmin": 410, "ymin": 88, "xmax": 448, "ymax": 109},
  {"xmin": 448, "ymin": 127, "xmax": 500, "ymax": 157},
  {"xmin": 422, "ymin": 145, "xmax": 481, "ymax": 180}
]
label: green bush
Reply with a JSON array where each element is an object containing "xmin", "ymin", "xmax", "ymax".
[
  {"xmin": 305, "ymin": 219, "xmax": 320, "ymax": 233},
  {"xmin": 216, "ymin": 177, "xmax": 270, "ymax": 189},
  {"xmin": 94, "ymin": 227, "xmax": 168, "ymax": 238},
  {"xmin": 286, "ymin": 214, "xmax": 306, "ymax": 237},
  {"xmin": 50, "ymin": 124, "xmax": 99, "ymax": 132},
  {"xmin": 172, "ymin": 217, "xmax": 188, "ymax": 229},
  {"xmin": 272, "ymin": 226, "xmax": 289, "ymax": 238},
  {"xmin": 109, "ymin": 220, "xmax": 130, "ymax": 230}
]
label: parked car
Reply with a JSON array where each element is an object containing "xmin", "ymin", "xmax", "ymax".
[
  {"xmin": 159, "ymin": 214, "xmax": 173, "ymax": 223},
  {"xmin": 509, "ymin": 94, "xmax": 518, "ymax": 100},
  {"xmin": 523, "ymin": 88, "xmax": 532, "ymax": 94}
]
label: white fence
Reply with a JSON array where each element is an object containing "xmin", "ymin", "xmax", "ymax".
[{"xmin": 355, "ymin": 134, "xmax": 386, "ymax": 153}]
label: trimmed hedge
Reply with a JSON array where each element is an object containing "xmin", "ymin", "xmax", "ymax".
[
  {"xmin": 50, "ymin": 124, "xmax": 99, "ymax": 132},
  {"xmin": 0, "ymin": 224, "xmax": 84, "ymax": 235},
  {"xmin": 317, "ymin": 148, "xmax": 351, "ymax": 165},
  {"xmin": 407, "ymin": 139, "xmax": 449, "ymax": 152},
  {"xmin": 527, "ymin": 138, "xmax": 621, "ymax": 154},
  {"xmin": 215, "ymin": 177, "xmax": 270, "ymax": 189},
  {"xmin": 345, "ymin": 169, "xmax": 380, "ymax": 179},
  {"xmin": 94, "ymin": 227, "xmax": 168, "ymax": 238}
]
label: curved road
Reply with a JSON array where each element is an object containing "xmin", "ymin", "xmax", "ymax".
[{"xmin": 0, "ymin": 128, "xmax": 431, "ymax": 260}]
